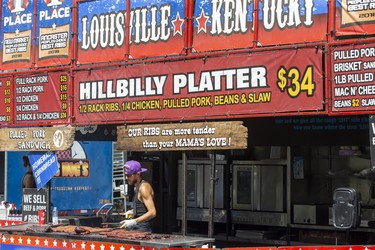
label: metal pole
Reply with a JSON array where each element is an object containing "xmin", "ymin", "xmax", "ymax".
[
  {"xmin": 208, "ymin": 151, "xmax": 216, "ymax": 238},
  {"xmin": 46, "ymin": 181, "xmax": 51, "ymax": 223},
  {"xmin": 181, "ymin": 151, "xmax": 187, "ymax": 236}
]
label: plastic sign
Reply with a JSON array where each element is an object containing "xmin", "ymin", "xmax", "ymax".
[{"xmin": 28, "ymin": 152, "xmax": 59, "ymax": 190}]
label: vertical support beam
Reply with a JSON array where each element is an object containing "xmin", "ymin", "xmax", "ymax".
[
  {"xmin": 181, "ymin": 151, "xmax": 187, "ymax": 236},
  {"xmin": 125, "ymin": 0, "xmax": 131, "ymax": 60},
  {"xmin": 208, "ymin": 151, "xmax": 215, "ymax": 238}
]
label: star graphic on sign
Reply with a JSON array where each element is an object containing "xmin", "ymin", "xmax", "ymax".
[
  {"xmin": 52, "ymin": 23, "xmax": 56, "ymax": 30},
  {"xmin": 130, "ymin": 246, "xmax": 135, "ymax": 250},
  {"xmin": 35, "ymin": 238, "xmax": 40, "ymax": 245},
  {"xmin": 18, "ymin": 237, "xmax": 23, "ymax": 244},
  {"xmin": 44, "ymin": 239, "xmax": 49, "ymax": 246},
  {"xmin": 53, "ymin": 240, "xmax": 58, "ymax": 246},
  {"xmin": 90, "ymin": 242, "xmax": 96, "ymax": 250},
  {"xmin": 110, "ymin": 245, "xmax": 115, "ymax": 250},
  {"xmin": 63, "ymin": 240, "xmax": 68, "ymax": 247},
  {"xmin": 81, "ymin": 241, "xmax": 86, "ymax": 249},
  {"xmin": 2, "ymin": 235, "xmax": 6, "ymax": 243},
  {"xmin": 171, "ymin": 11, "xmax": 184, "ymax": 36},
  {"xmin": 71, "ymin": 242, "xmax": 77, "ymax": 248},
  {"xmin": 196, "ymin": 9, "xmax": 209, "ymax": 34},
  {"xmin": 120, "ymin": 246, "xmax": 125, "ymax": 250},
  {"xmin": 15, "ymin": 29, "xmax": 20, "ymax": 35},
  {"xmin": 100, "ymin": 243, "xmax": 105, "ymax": 250},
  {"xmin": 4, "ymin": 221, "xmax": 9, "ymax": 226},
  {"xmin": 10, "ymin": 236, "xmax": 15, "ymax": 243}
]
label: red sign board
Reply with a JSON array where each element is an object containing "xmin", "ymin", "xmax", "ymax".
[
  {"xmin": 331, "ymin": 43, "xmax": 375, "ymax": 112},
  {"xmin": 13, "ymin": 72, "xmax": 70, "ymax": 125},
  {"xmin": 0, "ymin": 77, "xmax": 12, "ymax": 126},
  {"xmin": 74, "ymin": 47, "xmax": 324, "ymax": 125}
]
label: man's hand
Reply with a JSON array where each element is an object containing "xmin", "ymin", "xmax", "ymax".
[{"xmin": 120, "ymin": 219, "xmax": 137, "ymax": 229}]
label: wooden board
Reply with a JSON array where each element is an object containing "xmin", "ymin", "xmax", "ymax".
[
  {"xmin": 117, "ymin": 121, "xmax": 247, "ymax": 151},
  {"xmin": 0, "ymin": 126, "xmax": 75, "ymax": 151}
]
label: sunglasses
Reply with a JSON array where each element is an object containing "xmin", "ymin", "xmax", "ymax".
[{"xmin": 125, "ymin": 173, "xmax": 134, "ymax": 178}]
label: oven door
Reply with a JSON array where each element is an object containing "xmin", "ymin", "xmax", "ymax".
[
  {"xmin": 232, "ymin": 164, "xmax": 256, "ymax": 210},
  {"xmin": 178, "ymin": 163, "xmax": 204, "ymax": 208}
]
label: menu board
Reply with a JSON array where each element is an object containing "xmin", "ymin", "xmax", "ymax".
[
  {"xmin": 331, "ymin": 43, "xmax": 375, "ymax": 112},
  {"xmin": 0, "ymin": 77, "xmax": 12, "ymax": 126},
  {"xmin": 14, "ymin": 72, "xmax": 70, "ymax": 125}
]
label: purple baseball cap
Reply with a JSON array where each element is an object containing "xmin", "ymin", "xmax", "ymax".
[{"xmin": 124, "ymin": 160, "xmax": 148, "ymax": 174}]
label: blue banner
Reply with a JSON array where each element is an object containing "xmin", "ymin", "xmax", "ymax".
[{"xmin": 28, "ymin": 152, "xmax": 59, "ymax": 190}]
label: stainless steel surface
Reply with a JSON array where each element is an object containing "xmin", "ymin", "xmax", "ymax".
[
  {"xmin": 204, "ymin": 162, "xmax": 224, "ymax": 208},
  {"xmin": 231, "ymin": 210, "xmax": 287, "ymax": 226},
  {"xmin": 177, "ymin": 160, "xmax": 225, "ymax": 209},
  {"xmin": 293, "ymin": 204, "xmax": 318, "ymax": 224},
  {"xmin": 232, "ymin": 161, "xmax": 285, "ymax": 212},
  {"xmin": 140, "ymin": 235, "xmax": 215, "ymax": 248},
  {"xmin": 176, "ymin": 207, "xmax": 227, "ymax": 223},
  {"xmin": 0, "ymin": 223, "xmax": 32, "ymax": 231}
]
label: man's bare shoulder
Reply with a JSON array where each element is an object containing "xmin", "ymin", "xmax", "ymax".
[{"xmin": 139, "ymin": 181, "xmax": 154, "ymax": 195}]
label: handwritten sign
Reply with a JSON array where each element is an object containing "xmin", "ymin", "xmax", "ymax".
[
  {"xmin": 0, "ymin": 126, "xmax": 74, "ymax": 151},
  {"xmin": 117, "ymin": 121, "xmax": 247, "ymax": 151},
  {"xmin": 28, "ymin": 152, "xmax": 59, "ymax": 190}
]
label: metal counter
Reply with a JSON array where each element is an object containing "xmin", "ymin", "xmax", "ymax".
[{"xmin": 0, "ymin": 223, "xmax": 214, "ymax": 248}]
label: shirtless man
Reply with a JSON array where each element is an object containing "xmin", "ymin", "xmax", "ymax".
[{"xmin": 120, "ymin": 160, "xmax": 156, "ymax": 232}]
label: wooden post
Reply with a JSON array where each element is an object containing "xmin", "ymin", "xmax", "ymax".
[
  {"xmin": 181, "ymin": 151, "xmax": 187, "ymax": 236},
  {"xmin": 208, "ymin": 151, "xmax": 216, "ymax": 238}
]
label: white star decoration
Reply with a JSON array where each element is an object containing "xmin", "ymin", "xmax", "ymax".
[{"xmin": 0, "ymin": 234, "xmax": 152, "ymax": 250}]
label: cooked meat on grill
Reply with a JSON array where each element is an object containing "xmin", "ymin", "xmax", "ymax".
[{"xmin": 51, "ymin": 225, "xmax": 112, "ymax": 235}]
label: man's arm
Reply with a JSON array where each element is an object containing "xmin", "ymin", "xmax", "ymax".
[{"xmin": 23, "ymin": 174, "xmax": 35, "ymax": 188}]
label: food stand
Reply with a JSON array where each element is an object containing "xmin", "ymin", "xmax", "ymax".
[{"xmin": 0, "ymin": 123, "xmax": 235, "ymax": 249}]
